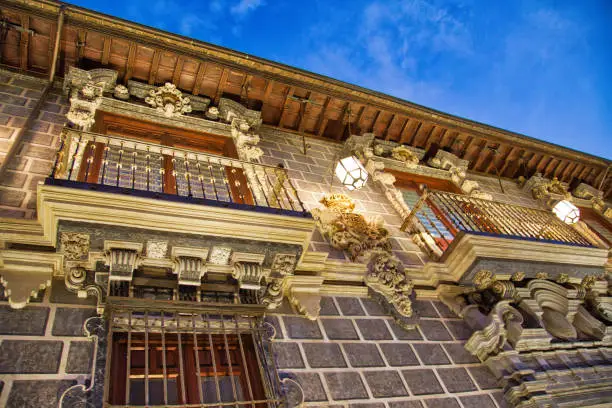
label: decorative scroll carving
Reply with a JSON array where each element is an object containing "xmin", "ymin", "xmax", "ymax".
[
  {"xmin": 218, "ymin": 98, "xmax": 263, "ymax": 128},
  {"xmin": 145, "ymin": 82, "xmax": 193, "ymax": 117},
  {"xmin": 233, "ymin": 262, "xmax": 268, "ymax": 290},
  {"xmin": 262, "ymin": 279, "xmax": 284, "ymax": 310},
  {"xmin": 65, "ymin": 267, "xmax": 105, "ymax": 314},
  {"xmin": 313, "ymin": 193, "xmax": 413, "ymax": 317},
  {"xmin": 473, "ymin": 270, "xmax": 496, "ymax": 290},
  {"xmin": 63, "ymin": 67, "xmax": 118, "ymax": 130},
  {"xmin": 60, "ymin": 232, "xmax": 90, "ymax": 261},
  {"xmin": 573, "ymin": 304, "xmax": 606, "ymax": 340},
  {"xmin": 464, "ymin": 301, "xmax": 524, "ymax": 361},
  {"xmin": 366, "ymin": 253, "xmax": 414, "ymax": 317}
]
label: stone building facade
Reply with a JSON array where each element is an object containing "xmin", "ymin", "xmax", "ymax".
[{"xmin": 1, "ymin": 1, "xmax": 611, "ymax": 408}]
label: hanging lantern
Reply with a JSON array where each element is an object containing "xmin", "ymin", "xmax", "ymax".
[
  {"xmin": 552, "ymin": 200, "xmax": 580, "ymax": 224},
  {"xmin": 335, "ymin": 155, "xmax": 368, "ymax": 191}
]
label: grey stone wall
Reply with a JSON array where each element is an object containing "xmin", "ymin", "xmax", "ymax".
[
  {"xmin": 0, "ymin": 280, "xmax": 96, "ymax": 408},
  {"xmin": 258, "ymin": 127, "xmax": 426, "ymax": 266},
  {"xmin": 270, "ymin": 296, "xmax": 505, "ymax": 407},
  {"xmin": 0, "ymin": 69, "xmax": 69, "ymax": 219}
]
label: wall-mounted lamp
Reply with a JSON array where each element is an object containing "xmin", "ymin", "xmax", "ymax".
[
  {"xmin": 335, "ymin": 155, "xmax": 368, "ymax": 191},
  {"xmin": 552, "ymin": 200, "xmax": 580, "ymax": 224}
]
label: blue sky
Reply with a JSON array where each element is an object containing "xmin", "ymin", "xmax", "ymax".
[{"xmin": 70, "ymin": 0, "xmax": 612, "ymax": 160}]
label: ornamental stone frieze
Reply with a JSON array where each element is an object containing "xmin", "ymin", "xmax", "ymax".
[
  {"xmin": 127, "ymin": 80, "xmax": 210, "ymax": 114},
  {"xmin": 312, "ymin": 193, "xmax": 414, "ymax": 317}
]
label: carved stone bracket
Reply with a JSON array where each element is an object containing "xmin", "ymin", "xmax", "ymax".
[
  {"xmin": 104, "ymin": 241, "xmax": 143, "ymax": 282},
  {"xmin": 573, "ymin": 182, "xmax": 612, "ymax": 221},
  {"xmin": 171, "ymin": 247, "xmax": 209, "ymax": 286},
  {"xmin": 312, "ymin": 193, "xmax": 413, "ymax": 317},
  {"xmin": 232, "ymin": 253, "xmax": 267, "ymax": 290},
  {"xmin": 127, "ymin": 80, "xmax": 210, "ymax": 114},
  {"xmin": 63, "ymin": 67, "xmax": 118, "ymax": 130},
  {"xmin": 523, "ymin": 173, "xmax": 571, "ymax": 201},
  {"xmin": 286, "ymin": 276, "xmax": 324, "ymax": 321}
]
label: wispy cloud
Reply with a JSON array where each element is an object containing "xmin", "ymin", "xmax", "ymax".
[{"xmin": 230, "ymin": 0, "xmax": 265, "ymax": 17}]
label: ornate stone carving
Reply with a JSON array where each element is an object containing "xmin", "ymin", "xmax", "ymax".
[
  {"xmin": 473, "ymin": 270, "xmax": 496, "ymax": 290},
  {"xmin": 218, "ymin": 98, "xmax": 263, "ymax": 129},
  {"xmin": 535, "ymin": 272, "xmax": 549, "ymax": 280},
  {"xmin": 312, "ymin": 194, "xmax": 391, "ymax": 261},
  {"xmin": 366, "ymin": 253, "xmax": 414, "ymax": 317},
  {"xmin": 174, "ymin": 256, "xmax": 206, "ymax": 286},
  {"xmin": 146, "ymin": 240, "xmax": 168, "ymax": 259},
  {"xmin": 64, "ymin": 267, "xmax": 105, "ymax": 314},
  {"xmin": 573, "ymin": 182, "xmax": 603, "ymax": 200},
  {"xmin": 145, "ymin": 82, "xmax": 192, "ymax": 117},
  {"xmin": 60, "ymin": 232, "xmax": 90, "ymax": 261},
  {"xmin": 271, "ymin": 254, "xmax": 297, "ymax": 276},
  {"xmin": 113, "ymin": 84, "xmax": 129, "ymax": 100},
  {"xmin": 230, "ymin": 120, "xmax": 264, "ymax": 161},
  {"xmin": 106, "ymin": 248, "xmax": 140, "ymax": 282},
  {"xmin": 206, "ymin": 106, "xmax": 220, "ymax": 120},
  {"xmin": 390, "ymin": 145, "xmax": 420, "ymax": 167},
  {"xmin": 313, "ymin": 193, "xmax": 413, "ymax": 317},
  {"xmin": 208, "ymin": 246, "xmax": 232, "ymax": 265},
  {"xmin": 557, "ymin": 273, "xmax": 569, "ymax": 284},
  {"xmin": 428, "ymin": 149, "xmax": 468, "ymax": 178},
  {"xmin": 464, "ymin": 301, "xmax": 524, "ymax": 361},
  {"xmin": 511, "ymin": 271, "xmax": 525, "ymax": 281},
  {"xmin": 573, "ymin": 304, "xmax": 606, "ymax": 340},
  {"xmin": 63, "ymin": 67, "xmax": 118, "ymax": 130},
  {"xmin": 262, "ymin": 279, "xmax": 284, "ymax": 310},
  {"xmin": 233, "ymin": 262, "xmax": 268, "ymax": 290},
  {"xmin": 524, "ymin": 174, "xmax": 571, "ymax": 200}
]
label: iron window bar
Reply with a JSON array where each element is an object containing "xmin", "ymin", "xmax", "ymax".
[{"xmin": 106, "ymin": 298, "xmax": 282, "ymax": 407}]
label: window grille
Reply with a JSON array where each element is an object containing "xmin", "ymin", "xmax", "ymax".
[{"xmin": 106, "ymin": 301, "xmax": 282, "ymax": 407}]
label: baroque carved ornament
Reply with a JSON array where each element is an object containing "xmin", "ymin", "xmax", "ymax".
[
  {"xmin": 313, "ymin": 193, "xmax": 414, "ymax": 317},
  {"xmin": 145, "ymin": 82, "xmax": 193, "ymax": 117}
]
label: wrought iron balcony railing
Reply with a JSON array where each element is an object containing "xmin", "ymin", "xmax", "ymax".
[
  {"xmin": 401, "ymin": 190, "xmax": 595, "ymax": 259},
  {"xmin": 49, "ymin": 128, "xmax": 308, "ymax": 216}
]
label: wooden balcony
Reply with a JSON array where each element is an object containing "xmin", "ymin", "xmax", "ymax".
[{"xmin": 401, "ymin": 190, "xmax": 608, "ymax": 285}]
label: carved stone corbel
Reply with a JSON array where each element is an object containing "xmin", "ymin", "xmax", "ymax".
[
  {"xmin": 464, "ymin": 300, "xmax": 524, "ymax": 361},
  {"xmin": 286, "ymin": 276, "xmax": 324, "ymax": 320},
  {"xmin": 573, "ymin": 304, "xmax": 606, "ymax": 340},
  {"xmin": 171, "ymin": 247, "xmax": 209, "ymax": 286},
  {"xmin": 63, "ymin": 67, "xmax": 118, "ymax": 130},
  {"xmin": 104, "ymin": 241, "xmax": 143, "ymax": 282},
  {"xmin": 262, "ymin": 279, "xmax": 284, "ymax": 310},
  {"xmin": 65, "ymin": 267, "xmax": 105, "ymax": 314},
  {"xmin": 231, "ymin": 253, "xmax": 267, "ymax": 290},
  {"xmin": 523, "ymin": 174, "xmax": 571, "ymax": 201},
  {"xmin": 312, "ymin": 193, "xmax": 413, "ymax": 317}
]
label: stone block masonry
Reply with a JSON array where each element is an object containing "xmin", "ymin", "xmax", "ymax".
[
  {"xmin": 0, "ymin": 281, "xmax": 96, "ymax": 408},
  {"xmin": 270, "ymin": 296, "xmax": 505, "ymax": 407},
  {"xmin": 0, "ymin": 69, "xmax": 69, "ymax": 219}
]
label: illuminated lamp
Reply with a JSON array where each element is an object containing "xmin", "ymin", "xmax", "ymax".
[
  {"xmin": 334, "ymin": 155, "xmax": 368, "ymax": 191},
  {"xmin": 552, "ymin": 200, "xmax": 580, "ymax": 224}
]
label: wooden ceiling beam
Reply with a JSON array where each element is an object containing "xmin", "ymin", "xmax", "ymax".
[
  {"xmin": 123, "ymin": 41, "xmax": 137, "ymax": 84},
  {"xmin": 316, "ymin": 96, "xmax": 331, "ymax": 137},
  {"xmin": 336, "ymin": 102, "xmax": 351, "ymax": 141},
  {"xmin": 354, "ymin": 105, "xmax": 366, "ymax": 132},
  {"xmin": 382, "ymin": 114, "xmax": 396, "ymax": 140},
  {"xmin": 498, "ymin": 147, "xmax": 518, "ymax": 175},
  {"xmin": 101, "ymin": 36, "xmax": 111, "ymax": 65},
  {"xmin": 277, "ymin": 85, "xmax": 295, "ymax": 127},
  {"xmin": 240, "ymin": 74, "xmax": 253, "ymax": 102},
  {"xmin": 407, "ymin": 121, "xmax": 423, "ymax": 146},
  {"xmin": 470, "ymin": 141, "xmax": 489, "ymax": 170},
  {"xmin": 19, "ymin": 15, "xmax": 29, "ymax": 71},
  {"xmin": 171, "ymin": 55, "xmax": 184, "ymax": 86},
  {"xmin": 148, "ymin": 50, "xmax": 161, "ymax": 85},
  {"xmin": 419, "ymin": 125, "xmax": 436, "ymax": 148},
  {"xmin": 192, "ymin": 61, "xmax": 207, "ymax": 96},
  {"xmin": 296, "ymin": 91, "xmax": 312, "ymax": 133},
  {"xmin": 369, "ymin": 110, "xmax": 381, "ymax": 134},
  {"xmin": 75, "ymin": 29, "xmax": 87, "ymax": 67},
  {"xmin": 458, "ymin": 135, "xmax": 473, "ymax": 158},
  {"xmin": 578, "ymin": 166, "xmax": 591, "ymax": 181},
  {"xmin": 567, "ymin": 163, "xmax": 582, "ymax": 181},
  {"xmin": 213, "ymin": 67, "xmax": 229, "ymax": 105},
  {"xmin": 394, "ymin": 117, "xmax": 409, "ymax": 143},
  {"xmin": 543, "ymin": 158, "xmax": 558, "ymax": 179}
]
